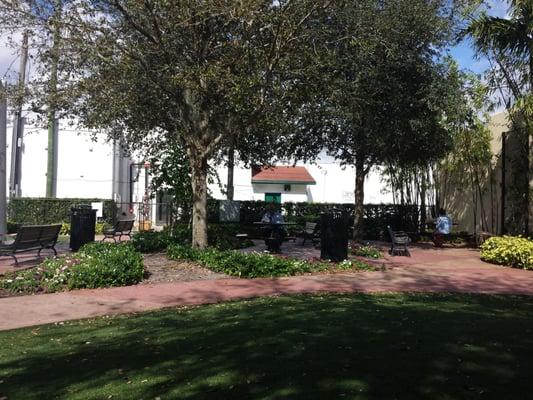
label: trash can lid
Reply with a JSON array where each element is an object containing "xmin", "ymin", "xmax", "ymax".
[{"xmin": 71, "ymin": 204, "xmax": 95, "ymax": 212}]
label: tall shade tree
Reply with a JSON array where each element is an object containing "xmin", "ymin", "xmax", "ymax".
[
  {"xmin": 47, "ymin": 0, "xmax": 332, "ymax": 248},
  {"xmin": 286, "ymin": 0, "xmax": 461, "ymax": 239},
  {"xmin": 468, "ymin": 0, "xmax": 533, "ymax": 234}
]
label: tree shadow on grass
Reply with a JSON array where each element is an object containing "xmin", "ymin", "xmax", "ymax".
[{"xmin": 1, "ymin": 293, "xmax": 533, "ymax": 400}]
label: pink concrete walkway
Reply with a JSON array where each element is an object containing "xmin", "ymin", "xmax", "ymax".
[{"xmin": 2, "ymin": 244, "xmax": 533, "ymax": 331}]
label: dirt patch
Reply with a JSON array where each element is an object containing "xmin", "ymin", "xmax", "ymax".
[{"xmin": 142, "ymin": 252, "xmax": 228, "ymax": 284}]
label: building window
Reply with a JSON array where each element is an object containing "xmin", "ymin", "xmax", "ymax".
[{"xmin": 284, "ymin": 184, "xmax": 291, "ymax": 192}]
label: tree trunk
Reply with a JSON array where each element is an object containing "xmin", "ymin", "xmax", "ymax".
[
  {"xmin": 190, "ymin": 155, "xmax": 208, "ymax": 249},
  {"xmin": 227, "ymin": 142, "xmax": 235, "ymax": 200},
  {"xmin": 46, "ymin": 2, "xmax": 61, "ymax": 198},
  {"xmin": 525, "ymin": 51, "xmax": 533, "ymax": 235},
  {"xmin": 353, "ymin": 159, "xmax": 366, "ymax": 241}
]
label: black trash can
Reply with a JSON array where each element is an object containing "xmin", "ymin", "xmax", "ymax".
[
  {"xmin": 320, "ymin": 210, "xmax": 349, "ymax": 262},
  {"xmin": 70, "ymin": 204, "xmax": 97, "ymax": 251}
]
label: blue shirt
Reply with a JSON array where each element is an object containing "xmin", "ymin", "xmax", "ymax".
[
  {"xmin": 262, "ymin": 212, "xmax": 284, "ymax": 224},
  {"xmin": 436, "ymin": 215, "xmax": 452, "ymax": 234}
]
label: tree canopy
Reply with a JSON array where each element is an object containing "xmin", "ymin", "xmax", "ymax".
[{"xmin": 44, "ymin": 0, "xmax": 333, "ymax": 248}]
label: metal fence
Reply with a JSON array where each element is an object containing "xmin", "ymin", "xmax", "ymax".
[{"xmin": 113, "ymin": 202, "xmax": 175, "ymax": 229}]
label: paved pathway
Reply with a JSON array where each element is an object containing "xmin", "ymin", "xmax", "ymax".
[{"xmin": 1, "ymin": 244, "xmax": 533, "ymax": 331}]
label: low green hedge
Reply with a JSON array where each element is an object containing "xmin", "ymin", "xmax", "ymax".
[
  {"xmin": 8, "ymin": 197, "xmax": 116, "ymax": 225},
  {"xmin": 480, "ymin": 236, "xmax": 533, "ymax": 270},
  {"xmin": 167, "ymin": 244, "xmax": 373, "ymax": 278},
  {"xmin": 8, "ymin": 221, "xmax": 108, "ymax": 235},
  {"xmin": 206, "ymin": 199, "xmax": 420, "ymax": 240},
  {"xmin": 0, "ymin": 242, "xmax": 144, "ymax": 294},
  {"xmin": 205, "ymin": 224, "xmax": 255, "ymax": 249},
  {"xmin": 129, "ymin": 224, "xmax": 254, "ymax": 254}
]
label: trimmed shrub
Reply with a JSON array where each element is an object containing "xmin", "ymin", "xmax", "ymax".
[
  {"xmin": 7, "ymin": 197, "xmax": 116, "ymax": 225},
  {"xmin": 0, "ymin": 242, "xmax": 144, "ymax": 294},
  {"xmin": 205, "ymin": 199, "xmax": 420, "ymax": 240},
  {"xmin": 480, "ymin": 236, "xmax": 533, "ymax": 270},
  {"xmin": 167, "ymin": 244, "xmax": 373, "ymax": 278}
]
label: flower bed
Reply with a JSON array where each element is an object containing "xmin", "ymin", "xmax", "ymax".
[{"xmin": 350, "ymin": 243, "xmax": 383, "ymax": 259}]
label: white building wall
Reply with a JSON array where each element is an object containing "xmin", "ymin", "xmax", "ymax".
[
  {"xmin": 251, "ymin": 183, "xmax": 310, "ymax": 202},
  {"xmin": 210, "ymin": 152, "xmax": 393, "ymax": 204},
  {"xmin": 7, "ymin": 120, "xmax": 392, "ymax": 205},
  {"xmin": 7, "ymin": 121, "xmax": 114, "ymax": 199}
]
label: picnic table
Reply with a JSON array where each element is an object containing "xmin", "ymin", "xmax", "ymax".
[{"xmin": 253, "ymin": 221, "xmax": 297, "ymax": 253}]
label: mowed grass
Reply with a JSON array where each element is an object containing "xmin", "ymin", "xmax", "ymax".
[{"xmin": 1, "ymin": 293, "xmax": 533, "ymax": 399}]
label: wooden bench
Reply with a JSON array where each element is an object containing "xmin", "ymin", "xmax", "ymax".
[
  {"xmin": 101, "ymin": 220, "xmax": 135, "ymax": 243},
  {"xmin": 301, "ymin": 222, "xmax": 320, "ymax": 246},
  {"xmin": 0, "ymin": 224, "xmax": 62, "ymax": 265},
  {"xmin": 476, "ymin": 231, "xmax": 495, "ymax": 246},
  {"xmin": 388, "ymin": 225, "xmax": 411, "ymax": 256}
]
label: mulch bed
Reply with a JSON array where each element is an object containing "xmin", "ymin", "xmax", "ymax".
[{"xmin": 141, "ymin": 252, "xmax": 228, "ymax": 284}]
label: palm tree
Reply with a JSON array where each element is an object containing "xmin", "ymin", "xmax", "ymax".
[
  {"xmin": 468, "ymin": 0, "xmax": 532, "ymax": 95},
  {"xmin": 467, "ymin": 0, "xmax": 533, "ymax": 235}
]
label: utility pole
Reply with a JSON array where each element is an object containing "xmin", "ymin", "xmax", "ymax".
[
  {"xmin": 46, "ymin": 3, "xmax": 61, "ymax": 198},
  {"xmin": 501, "ymin": 132, "xmax": 507, "ymax": 235},
  {"xmin": 0, "ymin": 80, "xmax": 7, "ymax": 240},
  {"xmin": 9, "ymin": 31, "xmax": 29, "ymax": 198}
]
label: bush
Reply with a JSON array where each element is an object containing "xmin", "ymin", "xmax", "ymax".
[
  {"xmin": 58, "ymin": 222, "xmax": 108, "ymax": 236},
  {"xmin": 68, "ymin": 243, "xmax": 144, "ymax": 289},
  {"xmin": 167, "ymin": 244, "xmax": 373, "ymax": 278},
  {"xmin": 480, "ymin": 236, "xmax": 533, "ymax": 270},
  {"xmin": 131, "ymin": 230, "xmax": 171, "ymax": 253},
  {"xmin": 0, "ymin": 242, "xmax": 144, "ymax": 294}
]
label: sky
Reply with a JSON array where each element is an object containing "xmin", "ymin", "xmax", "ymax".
[
  {"xmin": 448, "ymin": 0, "xmax": 510, "ymax": 75},
  {"xmin": 0, "ymin": 1, "xmax": 511, "ymax": 90}
]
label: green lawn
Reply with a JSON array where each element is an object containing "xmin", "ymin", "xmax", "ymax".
[{"xmin": 1, "ymin": 293, "xmax": 533, "ymax": 399}]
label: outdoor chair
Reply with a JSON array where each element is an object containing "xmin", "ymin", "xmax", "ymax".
[
  {"xmin": 0, "ymin": 224, "xmax": 61, "ymax": 265},
  {"xmin": 101, "ymin": 220, "xmax": 135, "ymax": 242},
  {"xmin": 300, "ymin": 222, "xmax": 320, "ymax": 246},
  {"xmin": 387, "ymin": 225, "xmax": 411, "ymax": 256}
]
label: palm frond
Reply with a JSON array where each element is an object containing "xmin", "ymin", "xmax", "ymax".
[{"xmin": 467, "ymin": 13, "xmax": 528, "ymax": 58}]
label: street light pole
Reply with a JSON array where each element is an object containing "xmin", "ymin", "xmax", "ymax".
[
  {"xmin": 9, "ymin": 31, "xmax": 29, "ymax": 198},
  {"xmin": 0, "ymin": 80, "xmax": 7, "ymax": 240}
]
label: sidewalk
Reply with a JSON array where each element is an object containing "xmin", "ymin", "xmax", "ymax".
[{"xmin": 2, "ymin": 247, "xmax": 533, "ymax": 331}]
